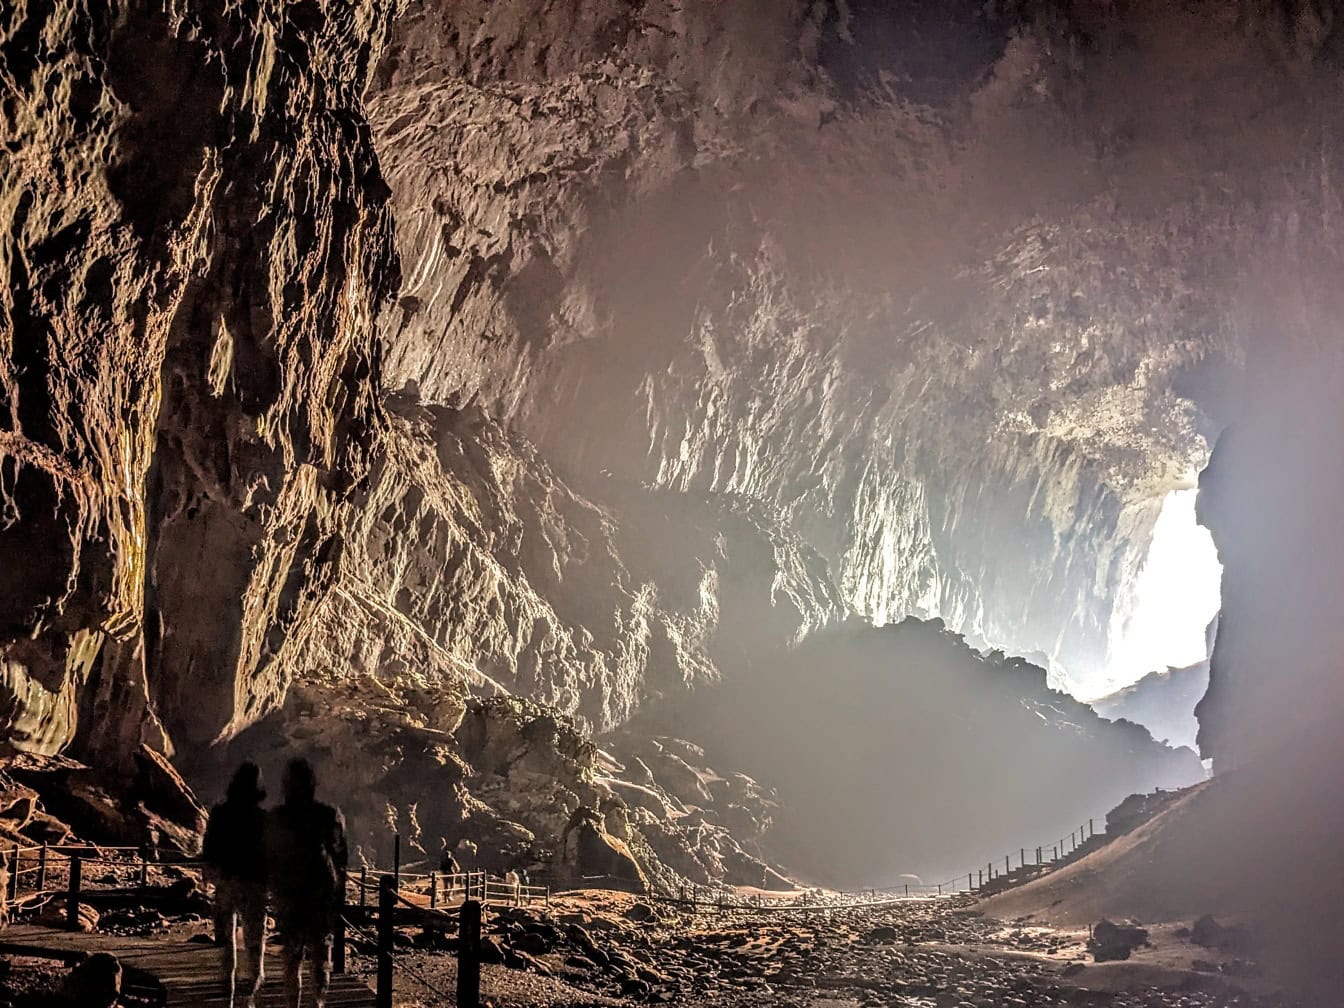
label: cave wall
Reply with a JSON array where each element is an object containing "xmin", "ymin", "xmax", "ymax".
[
  {"xmin": 4, "ymin": 0, "xmax": 1344, "ymax": 894},
  {"xmin": 2, "ymin": 0, "xmax": 401, "ymax": 762},
  {"xmin": 366, "ymin": 0, "xmax": 1270, "ymax": 695}
]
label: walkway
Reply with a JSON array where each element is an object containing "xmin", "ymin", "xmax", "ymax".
[{"xmin": 0, "ymin": 924, "xmax": 375, "ymax": 1006}]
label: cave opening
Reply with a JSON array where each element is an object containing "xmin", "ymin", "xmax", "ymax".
[{"xmin": 1104, "ymin": 487, "xmax": 1223, "ymax": 699}]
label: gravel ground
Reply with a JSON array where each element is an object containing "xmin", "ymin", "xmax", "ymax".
[{"xmin": 341, "ymin": 891, "xmax": 1302, "ymax": 1008}]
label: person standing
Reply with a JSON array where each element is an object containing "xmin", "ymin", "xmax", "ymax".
[
  {"xmin": 266, "ymin": 758, "xmax": 347, "ymax": 1008},
  {"xmin": 202, "ymin": 762, "xmax": 269, "ymax": 1008},
  {"xmin": 438, "ymin": 839, "xmax": 460, "ymax": 897}
]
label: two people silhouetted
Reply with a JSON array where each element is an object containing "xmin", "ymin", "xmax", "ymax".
[{"xmin": 202, "ymin": 758, "xmax": 347, "ymax": 1008}]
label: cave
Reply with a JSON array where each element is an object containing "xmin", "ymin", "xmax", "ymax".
[{"xmin": 2, "ymin": 1, "xmax": 1343, "ymax": 1005}]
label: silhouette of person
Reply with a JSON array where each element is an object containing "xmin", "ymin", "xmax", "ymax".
[
  {"xmin": 266, "ymin": 758, "xmax": 347, "ymax": 1008},
  {"xmin": 438, "ymin": 838, "xmax": 459, "ymax": 876},
  {"xmin": 202, "ymin": 762, "xmax": 268, "ymax": 1008}
]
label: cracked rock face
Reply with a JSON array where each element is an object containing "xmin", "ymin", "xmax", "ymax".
[
  {"xmin": 4, "ymin": 0, "xmax": 1344, "ymax": 894},
  {"xmin": 2, "ymin": 0, "xmax": 400, "ymax": 761},
  {"xmin": 366, "ymin": 0, "xmax": 1253, "ymax": 695}
]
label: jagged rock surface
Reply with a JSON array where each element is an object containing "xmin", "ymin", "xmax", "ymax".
[
  {"xmin": 1, "ymin": 0, "xmax": 401, "ymax": 762},
  {"xmin": 366, "ymin": 0, "xmax": 1251, "ymax": 694},
  {"xmin": 5, "ymin": 0, "xmax": 1344, "ymax": 912},
  {"xmin": 1093, "ymin": 659, "xmax": 1209, "ymax": 751},
  {"xmin": 655, "ymin": 617, "xmax": 1204, "ymax": 887}
]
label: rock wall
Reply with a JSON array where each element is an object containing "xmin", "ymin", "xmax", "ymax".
[
  {"xmin": 5, "ymin": 0, "xmax": 1344, "ymax": 894},
  {"xmin": 1, "ymin": 0, "xmax": 401, "ymax": 766},
  {"xmin": 365, "ymin": 0, "xmax": 1263, "ymax": 694}
]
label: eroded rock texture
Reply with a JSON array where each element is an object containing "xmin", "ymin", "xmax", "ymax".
[
  {"xmin": 366, "ymin": 0, "xmax": 1245, "ymax": 695},
  {"xmin": 4, "ymin": 0, "xmax": 1344, "ymax": 896},
  {"xmin": 1, "ymin": 0, "xmax": 400, "ymax": 768}
]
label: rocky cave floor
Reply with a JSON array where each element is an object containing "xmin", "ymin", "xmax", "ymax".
[
  {"xmin": 357, "ymin": 890, "xmax": 1298, "ymax": 1008},
  {"xmin": 0, "ymin": 884, "xmax": 1297, "ymax": 1007}
]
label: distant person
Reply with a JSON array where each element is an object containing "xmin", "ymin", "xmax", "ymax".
[
  {"xmin": 266, "ymin": 759, "xmax": 347, "ymax": 1008},
  {"xmin": 202, "ymin": 762, "xmax": 268, "ymax": 1008},
  {"xmin": 438, "ymin": 838, "xmax": 459, "ymax": 876},
  {"xmin": 439, "ymin": 839, "xmax": 460, "ymax": 898},
  {"xmin": 504, "ymin": 869, "xmax": 522, "ymax": 907}
]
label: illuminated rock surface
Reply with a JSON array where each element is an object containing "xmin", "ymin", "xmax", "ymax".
[{"xmin": 1, "ymin": 0, "xmax": 1342, "ymax": 910}]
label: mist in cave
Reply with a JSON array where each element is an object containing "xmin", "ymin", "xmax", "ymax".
[{"xmin": 3, "ymin": 0, "xmax": 1344, "ymax": 1005}]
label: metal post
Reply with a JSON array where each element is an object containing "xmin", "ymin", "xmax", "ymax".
[
  {"xmin": 977, "ymin": 869, "xmax": 983, "ymax": 889},
  {"xmin": 968, "ymin": 873, "xmax": 972, "ymax": 890},
  {"xmin": 1053, "ymin": 844, "xmax": 1059, "ymax": 861},
  {"xmin": 66, "ymin": 856, "xmax": 82, "ymax": 931},
  {"xmin": 139, "ymin": 846, "xmax": 149, "ymax": 887},
  {"xmin": 457, "ymin": 899, "xmax": 482, "ymax": 1008},
  {"xmin": 429, "ymin": 872, "xmax": 437, "ymax": 909},
  {"xmin": 376, "ymin": 874, "xmax": 395, "ymax": 1008},
  {"xmin": 937, "ymin": 882, "xmax": 942, "ymax": 896},
  {"xmin": 1004, "ymin": 855, "xmax": 1010, "ymax": 874},
  {"xmin": 1021, "ymin": 848, "xmax": 1026, "ymax": 868},
  {"xmin": 1036, "ymin": 846, "xmax": 1042, "ymax": 866},
  {"xmin": 1089, "ymin": 818, "xmax": 1095, "ymax": 838},
  {"xmin": 360, "ymin": 867, "xmax": 369, "ymax": 911},
  {"xmin": 334, "ymin": 883, "xmax": 347, "ymax": 976},
  {"xmin": 36, "ymin": 843, "xmax": 47, "ymax": 891},
  {"xmin": 904, "ymin": 883, "xmax": 908, "ymax": 897}
]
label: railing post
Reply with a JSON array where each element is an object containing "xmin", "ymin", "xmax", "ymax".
[
  {"xmin": 360, "ymin": 867, "xmax": 369, "ymax": 911},
  {"xmin": 1053, "ymin": 844, "xmax": 1059, "ymax": 861},
  {"xmin": 967, "ymin": 873, "xmax": 972, "ymax": 891},
  {"xmin": 903, "ymin": 883, "xmax": 908, "ymax": 897},
  {"xmin": 334, "ymin": 881, "xmax": 347, "ymax": 976},
  {"xmin": 1020, "ymin": 848, "xmax": 1026, "ymax": 868},
  {"xmin": 8, "ymin": 847, "xmax": 19, "ymax": 901},
  {"xmin": 1004, "ymin": 855, "xmax": 1010, "ymax": 874},
  {"xmin": 937, "ymin": 882, "xmax": 942, "ymax": 896},
  {"xmin": 1036, "ymin": 846, "xmax": 1042, "ymax": 866},
  {"xmin": 1089, "ymin": 818, "xmax": 1095, "ymax": 838},
  {"xmin": 66, "ymin": 856, "xmax": 82, "ymax": 931},
  {"xmin": 392, "ymin": 834, "xmax": 401, "ymax": 894},
  {"xmin": 977, "ymin": 869, "xmax": 983, "ymax": 890},
  {"xmin": 139, "ymin": 845, "xmax": 149, "ymax": 887},
  {"xmin": 458, "ymin": 899, "xmax": 482, "ymax": 1008},
  {"xmin": 429, "ymin": 871, "xmax": 437, "ymax": 909},
  {"xmin": 36, "ymin": 843, "xmax": 47, "ymax": 891},
  {"xmin": 376, "ymin": 873, "xmax": 395, "ymax": 1008}
]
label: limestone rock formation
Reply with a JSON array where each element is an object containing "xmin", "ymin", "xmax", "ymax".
[
  {"xmin": 4, "ymin": 0, "xmax": 1344, "ymax": 922},
  {"xmin": 1092, "ymin": 659, "xmax": 1209, "ymax": 751},
  {"xmin": 659, "ymin": 617, "xmax": 1204, "ymax": 887},
  {"xmin": 2, "ymin": 0, "xmax": 401, "ymax": 766}
]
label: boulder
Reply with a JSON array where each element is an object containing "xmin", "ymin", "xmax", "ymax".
[
  {"xmin": 1088, "ymin": 919, "xmax": 1149, "ymax": 962},
  {"xmin": 39, "ymin": 899, "xmax": 99, "ymax": 932}
]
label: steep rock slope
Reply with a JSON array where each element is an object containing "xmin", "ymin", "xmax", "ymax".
[
  {"xmin": 650, "ymin": 617, "xmax": 1204, "ymax": 888},
  {"xmin": 1093, "ymin": 659, "xmax": 1208, "ymax": 750}
]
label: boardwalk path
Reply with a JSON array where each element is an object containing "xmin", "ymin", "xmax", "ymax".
[{"xmin": 0, "ymin": 924, "xmax": 375, "ymax": 1006}]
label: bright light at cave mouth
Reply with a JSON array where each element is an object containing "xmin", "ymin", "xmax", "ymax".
[{"xmin": 1097, "ymin": 488, "xmax": 1223, "ymax": 700}]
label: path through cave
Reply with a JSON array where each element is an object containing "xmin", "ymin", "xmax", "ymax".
[{"xmin": 3, "ymin": 1, "xmax": 1344, "ymax": 1004}]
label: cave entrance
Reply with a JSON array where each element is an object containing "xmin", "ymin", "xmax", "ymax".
[{"xmin": 1102, "ymin": 487, "xmax": 1223, "ymax": 699}]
